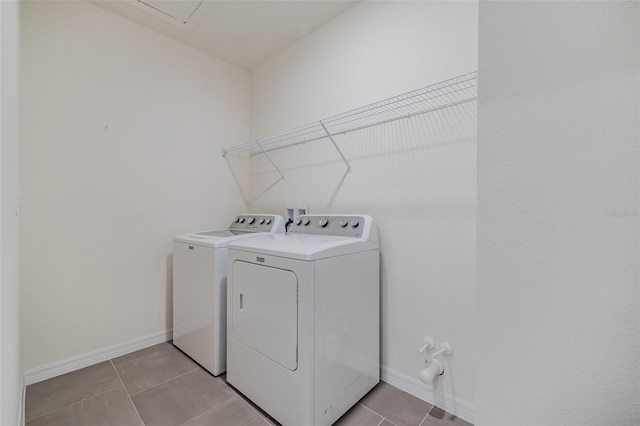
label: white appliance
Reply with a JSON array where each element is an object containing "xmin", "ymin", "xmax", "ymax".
[
  {"xmin": 173, "ymin": 214, "xmax": 285, "ymax": 376},
  {"xmin": 227, "ymin": 214, "xmax": 379, "ymax": 426}
]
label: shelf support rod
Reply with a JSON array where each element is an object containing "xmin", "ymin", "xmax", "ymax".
[
  {"xmin": 320, "ymin": 120, "xmax": 352, "ymax": 173},
  {"xmin": 256, "ymin": 140, "xmax": 285, "ymax": 180}
]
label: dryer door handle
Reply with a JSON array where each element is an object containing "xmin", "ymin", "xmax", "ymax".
[{"xmin": 239, "ymin": 293, "xmax": 244, "ymax": 311}]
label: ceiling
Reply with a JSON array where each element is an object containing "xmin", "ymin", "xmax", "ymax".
[{"xmin": 93, "ymin": 1, "xmax": 357, "ymax": 70}]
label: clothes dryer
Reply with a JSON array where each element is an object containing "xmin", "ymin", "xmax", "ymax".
[
  {"xmin": 173, "ymin": 214, "xmax": 284, "ymax": 376},
  {"xmin": 227, "ymin": 215, "xmax": 379, "ymax": 426}
]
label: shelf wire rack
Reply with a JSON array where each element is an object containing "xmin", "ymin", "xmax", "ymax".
[{"xmin": 222, "ymin": 71, "xmax": 478, "ymax": 176}]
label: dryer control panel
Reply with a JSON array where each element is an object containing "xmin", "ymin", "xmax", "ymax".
[{"xmin": 287, "ymin": 214, "xmax": 376, "ymax": 240}]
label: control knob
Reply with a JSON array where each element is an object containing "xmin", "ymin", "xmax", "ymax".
[
  {"xmin": 295, "ymin": 218, "xmax": 302, "ymax": 226},
  {"xmin": 259, "ymin": 218, "xmax": 265, "ymax": 224},
  {"xmin": 239, "ymin": 217, "xmax": 245, "ymax": 223},
  {"xmin": 265, "ymin": 218, "xmax": 272, "ymax": 225},
  {"xmin": 319, "ymin": 217, "xmax": 329, "ymax": 228},
  {"xmin": 303, "ymin": 218, "xmax": 310, "ymax": 226},
  {"xmin": 339, "ymin": 220, "xmax": 348, "ymax": 228},
  {"xmin": 351, "ymin": 220, "xmax": 360, "ymax": 228},
  {"xmin": 248, "ymin": 217, "xmax": 256, "ymax": 224}
]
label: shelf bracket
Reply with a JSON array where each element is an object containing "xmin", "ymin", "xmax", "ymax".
[
  {"xmin": 319, "ymin": 120, "xmax": 352, "ymax": 173},
  {"xmin": 256, "ymin": 140, "xmax": 285, "ymax": 180}
]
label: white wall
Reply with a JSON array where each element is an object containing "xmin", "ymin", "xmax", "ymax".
[
  {"xmin": 20, "ymin": 1, "xmax": 249, "ymax": 371},
  {"xmin": 477, "ymin": 2, "xmax": 639, "ymax": 425},
  {"xmin": 0, "ymin": 1, "xmax": 22, "ymax": 424},
  {"xmin": 245, "ymin": 1, "xmax": 478, "ymax": 417}
]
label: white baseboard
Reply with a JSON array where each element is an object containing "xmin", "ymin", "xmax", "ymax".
[
  {"xmin": 381, "ymin": 365, "xmax": 474, "ymax": 425},
  {"xmin": 23, "ymin": 329, "xmax": 172, "ymax": 386},
  {"xmin": 19, "ymin": 376, "xmax": 26, "ymax": 426},
  {"xmin": 21, "ymin": 332, "xmax": 473, "ymax": 424}
]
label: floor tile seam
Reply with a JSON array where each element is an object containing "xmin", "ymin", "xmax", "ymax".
[
  {"xmin": 175, "ymin": 394, "xmax": 239, "ymax": 426},
  {"xmin": 227, "ymin": 384, "xmax": 271, "ymax": 423},
  {"xmin": 24, "ymin": 384, "xmax": 123, "ymax": 424},
  {"xmin": 418, "ymin": 404, "xmax": 436, "ymax": 426},
  {"xmin": 111, "ymin": 360, "xmax": 146, "ymax": 426},
  {"xmin": 111, "ymin": 345, "xmax": 173, "ymax": 369},
  {"xmin": 127, "ymin": 366, "xmax": 202, "ymax": 397},
  {"xmin": 175, "ymin": 407, "xmax": 211, "ymax": 426},
  {"xmin": 380, "ymin": 416, "xmax": 400, "ymax": 426},
  {"xmin": 357, "ymin": 402, "xmax": 397, "ymax": 426},
  {"xmin": 259, "ymin": 416, "xmax": 274, "ymax": 425}
]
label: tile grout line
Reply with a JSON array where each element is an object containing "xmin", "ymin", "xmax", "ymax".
[
  {"xmin": 379, "ymin": 415, "xmax": 399, "ymax": 426},
  {"xmin": 228, "ymin": 384, "xmax": 273, "ymax": 424},
  {"xmin": 358, "ymin": 402, "xmax": 399, "ymax": 426},
  {"xmin": 260, "ymin": 416, "xmax": 274, "ymax": 425},
  {"xmin": 24, "ymin": 384, "xmax": 122, "ymax": 424},
  {"xmin": 127, "ymin": 366, "xmax": 201, "ymax": 397},
  {"xmin": 110, "ymin": 359, "xmax": 146, "ymax": 426},
  {"xmin": 418, "ymin": 404, "xmax": 436, "ymax": 426},
  {"xmin": 111, "ymin": 343, "xmax": 170, "ymax": 370},
  {"xmin": 176, "ymin": 394, "xmax": 238, "ymax": 426}
]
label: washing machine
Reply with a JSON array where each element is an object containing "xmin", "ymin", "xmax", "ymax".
[
  {"xmin": 172, "ymin": 214, "xmax": 284, "ymax": 376},
  {"xmin": 226, "ymin": 214, "xmax": 379, "ymax": 426}
]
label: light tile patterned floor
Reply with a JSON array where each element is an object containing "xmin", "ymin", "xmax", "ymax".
[{"xmin": 25, "ymin": 343, "xmax": 472, "ymax": 426}]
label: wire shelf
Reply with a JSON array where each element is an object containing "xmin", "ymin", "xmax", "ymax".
[{"xmin": 222, "ymin": 71, "xmax": 478, "ymax": 174}]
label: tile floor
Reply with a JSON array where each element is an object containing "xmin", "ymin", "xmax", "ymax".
[{"xmin": 25, "ymin": 342, "xmax": 472, "ymax": 426}]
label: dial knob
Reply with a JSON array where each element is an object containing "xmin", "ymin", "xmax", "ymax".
[
  {"xmin": 235, "ymin": 217, "xmax": 241, "ymax": 223},
  {"xmin": 265, "ymin": 218, "xmax": 272, "ymax": 225},
  {"xmin": 351, "ymin": 219, "xmax": 360, "ymax": 228},
  {"xmin": 303, "ymin": 218, "xmax": 310, "ymax": 226},
  {"xmin": 295, "ymin": 218, "xmax": 302, "ymax": 226},
  {"xmin": 239, "ymin": 217, "xmax": 245, "ymax": 223},
  {"xmin": 248, "ymin": 217, "xmax": 256, "ymax": 224},
  {"xmin": 259, "ymin": 218, "xmax": 265, "ymax": 224},
  {"xmin": 339, "ymin": 220, "xmax": 348, "ymax": 228},
  {"xmin": 319, "ymin": 218, "xmax": 329, "ymax": 227}
]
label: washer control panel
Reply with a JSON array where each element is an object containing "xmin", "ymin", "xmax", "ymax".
[
  {"xmin": 229, "ymin": 215, "xmax": 282, "ymax": 232},
  {"xmin": 288, "ymin": 215, "xmax": 369, "ymax": 238}
]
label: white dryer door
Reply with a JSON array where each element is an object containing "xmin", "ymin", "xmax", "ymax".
[{"xmin": 231, "ymin": 261, "xmax": 298, "ymax": 371}]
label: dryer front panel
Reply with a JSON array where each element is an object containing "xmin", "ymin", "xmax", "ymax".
[{"xmin": 231, "ymin": 261, "xmax": 298, "ymax": 371}]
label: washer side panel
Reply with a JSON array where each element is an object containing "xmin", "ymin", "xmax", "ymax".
[
  {"xmin": 173, "ymin": 242, "xmax": 227, "ymax": 375},
  {"xmin": 314, "ymin": 250, "xmax": 380, "ymax": 426}
]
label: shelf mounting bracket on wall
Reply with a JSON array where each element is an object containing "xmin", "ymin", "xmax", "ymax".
[
  {"xmin": 256, "ymin": 140, "xmax": 285, "ymax": 181},
  {"xmin": 319, "ymin": 120, "xmax": 352, "ymax": 173}
]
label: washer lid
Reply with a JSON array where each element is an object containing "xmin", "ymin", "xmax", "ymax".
[
  {"xmin": 228, "ymin": 233, "xmax": 378, "ymax": 261},
  {"xmin": 195, "ymin": 229, "xmax": 252, "ymax": 238},
  {"xmin": 174, "ymin": 230, "xmax": 273, "ymax": 248}
]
